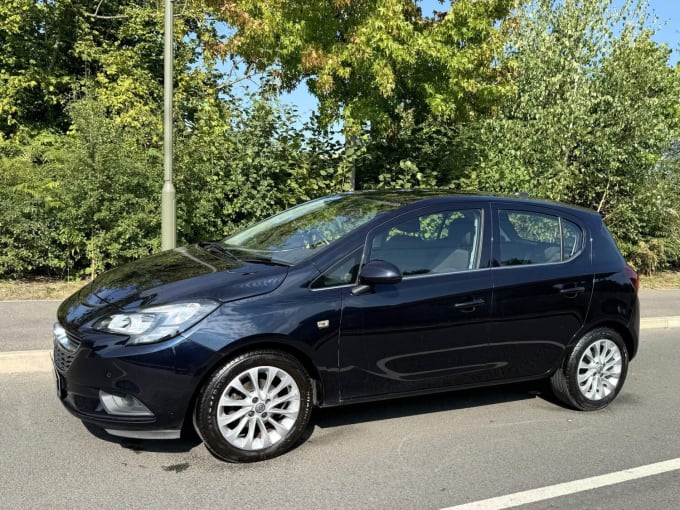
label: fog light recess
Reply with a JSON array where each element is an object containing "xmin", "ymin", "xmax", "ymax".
[{"xmin": 99, "ymin": 391, "xmax": 154, "ymax": 417}]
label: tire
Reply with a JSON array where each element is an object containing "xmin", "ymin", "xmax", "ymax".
[
  {"xmin": 194, "ymin": 350, "xmax": 313, "ymax": 462},
  {"xmin": 550, "ymin": 327, "xmax": 629, "ymax": 411}
]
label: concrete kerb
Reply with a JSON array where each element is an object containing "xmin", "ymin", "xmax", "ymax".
[
  {"xmin": 0, "ymin": 350, "xmax": 53, "ymax": 374},
  {"xmin": 640, "ymin": 316, "xmax": 680, "ymax": 330},
  {"xmin": 0, "ymin": 316, "xmax": 677, "ymax": 375}
]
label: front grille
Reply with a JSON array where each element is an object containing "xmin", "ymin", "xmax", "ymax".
[{"xmin": 54, "ymin": 331, "xmax": 81, "ymax": 372}]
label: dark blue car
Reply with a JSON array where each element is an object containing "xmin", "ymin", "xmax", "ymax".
[{"xmin": 54, "ymin": 191, "xmax": 639, "ymax": 462}]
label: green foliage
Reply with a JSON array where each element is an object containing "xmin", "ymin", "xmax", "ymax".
[
  {"xmin": 0, "ymin": 97, "xmax": 162, "ymax": 278},
  {"xmin": 350, "ymin": 107, "xmax": 460, "ymax": 189},
  {"xmin": 0, "ymin": 0, "xmax": 349, "ymax": 278},
  {"xmin": 55, "ymin": 96, "xmax": 162, "ymax": 276},
  {"xmin": 0, "ymin": 0, "xmax": 224, "ymax": 140},
  {"xmin": 627, "ymin": 143, "xmax": 680, "ymax": 272},
  {"xmin": 174, "ymin": 93, "xmax": 347, "ymax": 243},
  {"xmin": 0, "ymin": 134, "xmax": 64, "ymax": 276},
  {"xmin": 0, "ymin": 0, "xmax": 77, "ymax": 133},
  {"xmin": 0, "ymin": 88, "xmax": 349, "ymax": 278},
  {"xmin": 202, "ymin": 0, "xmax": 514, "ymax": 134},
  {"xmin": 2, "ymin": 0, "xmax": 680, "ymax": 279},
  {"xmin": 459, "ymin": 0, "xmax": 680, "ymax": 267},
  {"xmin": 0, "ymin": 0, "xmax": 219, "ymax": 278}
]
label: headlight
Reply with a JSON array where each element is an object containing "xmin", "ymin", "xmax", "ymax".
[
  {"xmin": 54, "ymin": 323, "xmax": 79, "ymax": 352},
  {"xmin": 93, "ymin": 301, "xmax": 219, "ymax": 345}
]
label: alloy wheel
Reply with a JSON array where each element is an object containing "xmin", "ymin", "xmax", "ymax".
[
  {"xmin": 577, "ymin": 339, "xmax": 622, "ymax": 401},
  {"xmin": 216, "ymin": 366, "xmax": 301, "ymax": 451}
]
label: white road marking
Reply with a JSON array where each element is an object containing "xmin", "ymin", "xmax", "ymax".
[
  {"xmin": 441, "ymin": 458, "xmax": 680, "ymax": 510},
  {"xmin": 0, "ymin": 350, "xmax": 52, "ymax": 374}
]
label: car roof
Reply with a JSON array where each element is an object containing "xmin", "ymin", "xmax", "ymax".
[{"xmin": 339, "ymin": 190, "xmax": 600, "ymax": 219}]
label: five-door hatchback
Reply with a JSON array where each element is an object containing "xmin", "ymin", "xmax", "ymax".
[{"xmin": 54, "ymin": 191, "xmax": 639, "ymax": 462}]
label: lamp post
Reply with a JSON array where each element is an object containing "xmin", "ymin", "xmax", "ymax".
[{"xmin": 161, "ymin": 0, "xmax": 176, "ymax": 250}]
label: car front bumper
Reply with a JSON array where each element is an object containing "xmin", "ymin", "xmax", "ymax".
[{"xmin": 53, "ymin": 329, "xmax": 218, "ymax": 439}]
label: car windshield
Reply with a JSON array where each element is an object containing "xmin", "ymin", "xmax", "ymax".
[{"xmin": 220, "ymin": 194, "xmax": 404, "ymax": 265}]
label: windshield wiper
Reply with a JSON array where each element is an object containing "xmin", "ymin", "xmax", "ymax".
[
  {"xmin": 240, "ymin": 254, "xmax": 292, "ymax": 267},
  {"xmin": 199, "ymin": 241, "xmax": 238, "ymax": 261}
]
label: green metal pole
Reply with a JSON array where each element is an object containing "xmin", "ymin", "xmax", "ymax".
[{"xmin": 161, "ymin": 0, "xmax": 176, "ymax": 250}]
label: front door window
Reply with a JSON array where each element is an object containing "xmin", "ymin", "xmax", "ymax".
[{"xmin": 369, "ymin": 209, "xmax": 483, "ymax": 276}]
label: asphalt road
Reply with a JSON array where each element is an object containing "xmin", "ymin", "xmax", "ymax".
[
  {"xmin": 639, "ymin": 289, "xmax": 680, "ymax": 317},
  {"xmin": 1, "ymin": 327, "xmax": 679, "ymax": 509},
  {"xmin": 0, "ymin": 300, "xmax": 60, "ymax": 351}
]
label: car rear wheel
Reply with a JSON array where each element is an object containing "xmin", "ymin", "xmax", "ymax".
[
  {"xmin": 194, "ymin": 350, "xmax": 313, "ymax": 462},
  {"xmin": 550, "ymin": 327, "xmax": 628, "ymax": 411}
]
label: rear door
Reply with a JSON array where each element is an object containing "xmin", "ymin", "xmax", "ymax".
[{"xmin": 489, "ymin": 204, "xmax": 593, "ymax": 379}]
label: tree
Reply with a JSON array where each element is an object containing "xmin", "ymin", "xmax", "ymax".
[
  {"xmin": 459, "ymin": 0, "xmax": 680, "ymax": 269},
  {"xmin": 0, "ymin": 0, "xmax": 350, "ymax": 278},
  {"xmin": 0, "ymin": 133, "xmax": 65, "ymax": 277},
  {"xmin": 174, "ymin": 91, "xmax": 348, "ymax": 243},
  {"xmin": 0, "ymin": 1, "xmax": 245, "ymax": 277},
  {"xmin": 54, "ymin": 96, "xmax": 162, "ymax": 277},
  {"xmin": 0, "ymin": 0, "xmax": 226, "ymax": 140},
  {"xmin": 201, "ymin": 0, "xmax": 514, "ymax": 134}
]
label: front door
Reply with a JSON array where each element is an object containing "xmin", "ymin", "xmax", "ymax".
[{"xmin": 338, "ymin": 204, "xmax": 501, "ymax": 401}]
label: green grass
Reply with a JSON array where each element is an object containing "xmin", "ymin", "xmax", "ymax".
[
  {"xmin": 640, "ymin": 270, "xmax": 680, "ymax": 290},
  {"xmin": 0, "ymin": 279, "xmax": 87, "ymax": 301}
]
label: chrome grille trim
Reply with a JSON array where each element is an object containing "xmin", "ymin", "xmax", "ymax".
[{"xmin": 54, "ymin": 330, "xmax": 81, "ymax": 372}]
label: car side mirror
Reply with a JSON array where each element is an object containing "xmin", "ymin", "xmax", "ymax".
[{"xmin": 352, "ymin": 260, "xmax": 402, "ymax": 295}]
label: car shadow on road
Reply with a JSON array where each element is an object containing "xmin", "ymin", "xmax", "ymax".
[
  {"xmin": 311, "ymin": 380, "xmax": 556, "ymax": 430},
  {"xmin": 80, "ymin": 381, "xmax": 564, "ymax": 458}
]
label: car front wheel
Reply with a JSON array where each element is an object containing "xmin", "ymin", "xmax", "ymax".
[
  {"xmin": 194, "ymin": 350, "xmax": 313, "ymax": 462},
  {"xmin": 550, "ymin": 327, "xmax": 629, "ymax": 411}
]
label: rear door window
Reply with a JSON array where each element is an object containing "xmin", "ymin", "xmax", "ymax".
[{"xmin": 498, "ymin": 210, "xmax": 583, "ymax": 266}]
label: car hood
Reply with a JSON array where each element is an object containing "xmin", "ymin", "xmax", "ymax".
[{"xmin": 58, "ymin": 244, "xmax": 289, "ymax": 329}]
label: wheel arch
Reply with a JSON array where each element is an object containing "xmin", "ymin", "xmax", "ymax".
[
  {"xmin": 565, "ymin": 319, "xmax": 638, "ymax": 366},
  {"xmin": 550, "ymin": 321, "xmax": 632, "ymax": 411},
  {"xmin": 590, "ymin": 320, "xmax": 637, "ymax": 361},
  {"xmin": 181, "ymin": 335, "xmax": 327, "ymax": 436}
]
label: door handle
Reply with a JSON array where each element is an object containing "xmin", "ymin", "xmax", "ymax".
[
  {"xmin": 559, "ymin": 286, "xmax": 585, "ymax": 297},
  {"xmin": 454, "ymin": 298, "xmax": 485, "ymax": 311}
]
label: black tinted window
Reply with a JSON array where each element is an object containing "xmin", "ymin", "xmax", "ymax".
[{"xmin": 311, "ymin": 250, "xmax": 362, "ymax": 289}]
